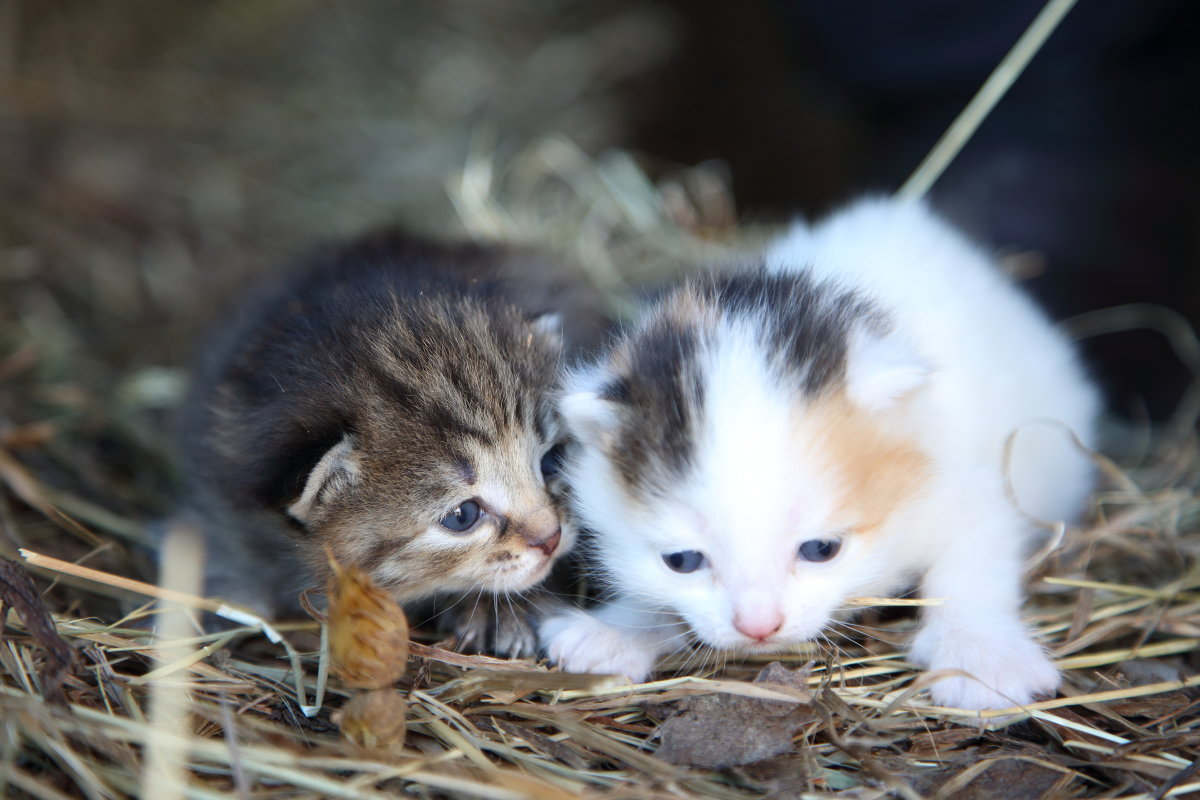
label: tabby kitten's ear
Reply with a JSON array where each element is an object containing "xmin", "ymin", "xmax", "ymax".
[{"xmin": 287, "ymin": 434, "xmax": 360, "ymax": 523}]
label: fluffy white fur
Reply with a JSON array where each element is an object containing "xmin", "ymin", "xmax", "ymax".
[{"xmin": 542, "ymin": 197, "xmax": 1099, "ymax": 712}]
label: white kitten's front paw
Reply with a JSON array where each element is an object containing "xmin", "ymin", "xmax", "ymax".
[
  {"xmin": 539, "ymin": 608, "xmax": 658, "ymax": 683},
  {"xmin": 909, "ymin": 625, "xmax": 1059, "ymax": 712}
]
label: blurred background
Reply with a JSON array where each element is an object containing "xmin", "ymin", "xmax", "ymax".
[{"xmin": 1, "ymin": 0, "xmax": 1198, "ymax": 543}]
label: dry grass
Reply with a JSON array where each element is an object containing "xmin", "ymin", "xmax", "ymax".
[
  {"xmin": 2, "ymin": 3, "xmax": 1199, "ymax": 798},
  {"xmin": 3, "ymin": 138, "xmax": 1200, "ymax": 799}
]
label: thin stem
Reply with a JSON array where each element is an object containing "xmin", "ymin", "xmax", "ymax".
[{"xmin": 896, "ymin": 0, "xmax": 1079, "ymax": 201}]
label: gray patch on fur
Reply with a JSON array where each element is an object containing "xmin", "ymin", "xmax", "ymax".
[{"xmin": 597, "ymin": 266, "xmax": 888, "ymax": 499}]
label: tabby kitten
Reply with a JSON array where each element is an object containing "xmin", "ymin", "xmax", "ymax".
[{"xmin": 174, "ymin": 229, "xmax": 594, "ymax": 655}]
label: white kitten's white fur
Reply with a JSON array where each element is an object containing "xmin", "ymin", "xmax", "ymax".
[{"xmin": 542, "ymin": 198, "xmax": 1099, "ymax": 711}]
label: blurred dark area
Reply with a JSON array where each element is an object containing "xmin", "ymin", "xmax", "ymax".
[
  {"xmin": 0, "ymin": 0, "xmax": 1197, "ymax": 539},
  {"xmin": 629, "ymin": 0, "xmax": 1200, "ymax": 420}
]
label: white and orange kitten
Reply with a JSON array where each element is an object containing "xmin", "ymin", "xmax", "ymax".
[{"xmin": 540, "ymin": 197, "xmax": 1098, "ymax": 710}]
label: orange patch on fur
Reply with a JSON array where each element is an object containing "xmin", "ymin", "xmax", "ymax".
[{"xmin": 797, "ymin": 392, "xmax": 930, "ymax": 533}]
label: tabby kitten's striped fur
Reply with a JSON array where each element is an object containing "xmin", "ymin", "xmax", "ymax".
[{"xmin": 176, "ymin": 230, "xmax": 591, "ymax": 655}]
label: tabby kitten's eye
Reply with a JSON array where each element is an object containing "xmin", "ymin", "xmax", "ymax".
[
  {"xmin": 540, "ymin": 443, "xmax": 565, "ymax": 479},
  {"xmin": 441, "ymin": 499, "xmax": 482, "ymax": 532},
  {"xmin": 662, "ymin": 550, "xmax": 707, "ymax": 573},
  {"xmin": 797, "ymin": 538, "xmax": 841, "ymax": 562}
]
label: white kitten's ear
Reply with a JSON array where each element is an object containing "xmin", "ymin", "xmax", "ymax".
[
  {"xmin": 287, "ymin": 434, "xmax": 360, "ymax": 523},
  {"xmin": 531, "ymin": 312, "xmax": 563, "ymax": 348},
  {"xmin": 846, "ymin": 331, "xmax": 931, "ymax": 411},
  {"xmin": 560, "ymin": 390, "xmax": 621, "ymax": 446}
]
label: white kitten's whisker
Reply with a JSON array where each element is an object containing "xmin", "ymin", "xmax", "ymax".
[
  {"xmin": 697, "ymin": 646, "xmax": 720, "ymax": 676},
  {"xmin": 695, "ymin": 644, "xmax": 719, "ymax": 677},
  {"xmin": 656, "ymin": 633, "xmax": 704, "ymax": 677},
  {"xmin": 786, "ymin": 641, "xmax": 813, "ymax": 664},
  {"xmin": 653, "ymin": 628, "xmax": 698, "ymax": 655},
  {"xmin": 822, "ymin": 631, "xmax": 854, "ymax": 655},
  {"xmin": 827, "ymin": 621, "xmax": 869, "ymax": 639},
  {"xmin": 817, "ymin": 630, "xmax": 856, "ymax": 675},
  {"xmin": 833, "ymin": 621, "xmax": 896, "ymax": 639},
  {"xmin": 671, "ymin": 636, "xmax": 715, "ymax": 678},
  {"xmin": 817, "ymin": 630, "xmax": 841, "ymax": 658},
  {"xmin": 671, "ymin": 645, "xmax": 700, "ymax": 677}
]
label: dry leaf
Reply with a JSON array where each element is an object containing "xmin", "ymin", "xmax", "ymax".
[
  {"xmin": 326, "ymin": 552, "xmax": 409, "ymax": 689},
  {"xmin": 905, "ymin": 728, "xmax": 983, "ymax": 762},
  {"xmin": 1100, "ymin": 659, "xmax": 1197, "ymax": 718},
  {"xmin": 655, "ymin": 662, "xmax": 815, "ymax": 768},
  {"xmin": 333, "ymin": 687, "xmax": 407, "ymax": 749},
  {"xmin": 733, "ymin": 754, "xmax": 810, "ymax": 799},
  {"xmin": 913, "ymin": 757, "xmax": 1070, "ymax": 800}
]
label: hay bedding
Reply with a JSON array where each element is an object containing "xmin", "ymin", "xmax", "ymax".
[
  {"xmin": 2, "ymin": 2, "xmax": 1200, "ymax": 799},
  {"xmin": 3, "ymin": 438, "xmax": 1200, "ymax": 800}
]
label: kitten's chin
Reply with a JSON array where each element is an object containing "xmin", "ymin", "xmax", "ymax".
[
  {"xmin": 728, "ymin": 637, "xmax": 814, "ymax": 655},
  {"xmin": 487, "ymin": 555, "xmax": 557, "ymax": 593},
  {"xmin": 694, "ymin": 621, "xmax": 828, "ymax": 654}
]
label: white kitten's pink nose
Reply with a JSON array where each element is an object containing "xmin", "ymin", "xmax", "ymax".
[{"xmin": 733, "ymin": 610, "xmax": 784, "ymax": 641}]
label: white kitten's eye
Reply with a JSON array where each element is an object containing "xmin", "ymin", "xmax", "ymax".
[
  {"xmin": 798, "ymin": 538, "xmax": 841, "ymax": 562},
  {"xmin": 440, "ymin": 499, "xmax": 483, "ymax": 532},
  {"xmin": 662, "ymin": 550, "xmax": 706, "ymax": 573}
]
